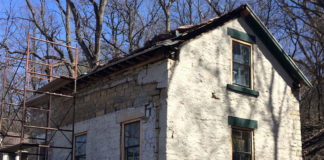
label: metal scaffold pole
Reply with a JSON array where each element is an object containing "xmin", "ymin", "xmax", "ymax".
[{"xmin": 0, "ymin": 33, "xmax": 78, "ymax": 160}]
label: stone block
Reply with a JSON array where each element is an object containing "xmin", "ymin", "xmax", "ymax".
[
  {"xmin": 143, "ymin": 83, "xmax": 157, "ymax": 91},
  {"xmin": 129, "ymin": 80, "xmax": 136, "ymax": 88},
  {"xmin": 106, "ymin": 105, "xmax": 115, "ymax": 113},
  {"xmin": 134, "ymin": 96, "xmax": 149, "ymax": 107},
  {"xmin": 100, "ymin": 89, "xmax": 106, "ymax": 97},
  {"xmin": 115, "ymin": 84, "xmax": 123, "ymax": 92},
  {"xmin": 84, "ymin": 95, "xmax": 90, "ymax": 102},
  {"xmin": 116, "ymin": 106, "xmax": 145, "ymax": 123},
  {"xmin": 96, "ymin": 109, "xmax": 105, "ymax": 117}
]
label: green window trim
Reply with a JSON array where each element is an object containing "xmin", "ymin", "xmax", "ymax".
[
  {"xmin": 227, "ymin": 84, "xmax": 259, "ymax": 97},
  {"xmin": 228, "ymin": 116, "xmax": 258, "ymax": 129},
  {"xmin": 227, "ymin": 28, "xmax": 256, "ymax": 44}
]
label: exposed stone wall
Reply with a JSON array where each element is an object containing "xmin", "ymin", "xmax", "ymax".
[
  {"xmin": 48, "ymin": 59, "xmax": 168, "ymax": 160},
  {"xmin": 166, "ymin": 17, "xmax": 303, "ymax": 160}
]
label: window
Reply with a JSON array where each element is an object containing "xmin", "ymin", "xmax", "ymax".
[
  {"xmin": 122, "ymin": 119, "xmax": 141, "ymax": 160},
  {"xmin": 232, "ymin": 39, "xmax": 252, "ymax": 88},
  {"xmin": 74, "ymin": 132, "xmax": 87, "ymax": 160},
  {"xmin": 232, "ymin": 128, "xmax": 253, "ymax": 160}
]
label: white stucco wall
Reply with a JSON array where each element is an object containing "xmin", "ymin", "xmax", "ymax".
[
  {"xmin": 51, "ymin": 106, "xmax": 156, "ymax": 160},
  {"xmin": 166, "ymin": 17, "xmax": 302, "ymax": 160}
]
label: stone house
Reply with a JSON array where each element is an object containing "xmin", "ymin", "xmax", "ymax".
[{"xmin": 27, "ymin": 4, "xmax": 311, "ymax": 160}]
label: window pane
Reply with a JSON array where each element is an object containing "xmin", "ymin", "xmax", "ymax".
[
  {"xmin": 242, "ymin": 131, "xmax": 251, "ymax": 152},
  {"xmin": 233, "ymin": 41, "xmax": 241, "ymax": 62},
  {"xmin": 233, "ymin": 152, "xmax": 252, "ymax": 160},
  {"xmin": 233, "ymin": 41, "xmax": 250, "ymax": 65},
  {"xmin": 233, "ymin": 63, "xmax": 250, "ymax": 87},
  {"xmin": 124, "ymin": 121, "xmax": 140, "ymax": 160},
  {"xmin": 232, "ymin": 129, "xmax": 252, "ymax": 160},
  {"xmin": 232, "ymin": 130, "xmax": 242, "ymax": 152},
  {"xmin": 75, "ymin": 134, "xmax": 87, "ymax": 160},
  {"xmin": 232, "ymin": 41, "xmax": 251, "ymax": 88},
  {"xmin": 125, "ymin": 146, "xmax": 140, "ymax": 160},
  {"xmin": 124, "ymin": 121, "xmax": 140, "ymax": 147},
  {"xmin": 75, "ymin": 157, "xmax": 86, "ymax": 160}
]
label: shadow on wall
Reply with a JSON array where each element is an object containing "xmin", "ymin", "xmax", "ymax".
[{"xmin": 165, "ymin": 22, "xmax": 296, "ymax": 159}]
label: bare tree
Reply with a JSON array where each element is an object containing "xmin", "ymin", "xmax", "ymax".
[
  {"xmin": 173, "ymin": 0, "xmax": 212, "ymax": 26},
  {"xmin": 206, "ymin": 0, "xmax": 239, "ymax": 16},
  {"xmin": 26, "ymin": 0, "xmax": 75, "ymax": 75},
  {"xmin": 66, "ymin": 0, "xmax": 108, "ymax": 68},
  {"xmin": 158, "ymin": 0, "xmax": 176, "ymax": 32},
  {"xmin": 102, "ymin": 0, "xmax": 127, "ymax": 58},
  {"xmin": 276, "ymin": 0, "xmax": 324, "ymax": 121}
]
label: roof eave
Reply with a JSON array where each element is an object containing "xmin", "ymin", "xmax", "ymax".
[
  {"xmin": 77, "ymin": 40, "xmax": 181, "ymax": 82},
  {"xmin": 243, "ymin": 5, "xmax": 312, "ymax": 87}
]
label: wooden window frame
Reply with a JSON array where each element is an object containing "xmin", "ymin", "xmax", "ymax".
[
  {"xmin": 230, "ymin": 38, "xmax": 254, "ymax": 89},
  {"xmin": 73, "ymin": 131, "xmax": 87, "ymax": 160},
  {"xmin": 121, "ymin": 118, "xmax": 142, "ymax": 160},
  {"xmin": 231, "ymin": 126, "xmax": 255, "ymax": 160}
]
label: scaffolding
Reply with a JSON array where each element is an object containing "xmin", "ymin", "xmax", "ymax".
[{"xmin": 0, "ymin": 34, "xmax": 78, "ymax": 160}]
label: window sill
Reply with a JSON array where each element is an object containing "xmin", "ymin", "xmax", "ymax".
[{"xmin": 226, "ymin": 84, "xmax": 259, "ymax": 97}]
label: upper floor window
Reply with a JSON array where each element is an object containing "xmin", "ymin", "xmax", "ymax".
[
  {"xmin": 74, "ymin": 132, "xmax": 87, "ymax": 160},
  {"xmin": 232, "ymin": 39, "xmax": 252, "ymax": 88},
  {"xmin": 122, "ymin": 119, "xmax": 141, "ymax": 160},
  {"xmin": 232, "ymin": 128, "xmax": 253, "ymax": 160}
]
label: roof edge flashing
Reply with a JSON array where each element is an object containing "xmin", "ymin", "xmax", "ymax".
[{"xmin": 244, "ymin": 5, "xmax": 312, "ymax": 87}]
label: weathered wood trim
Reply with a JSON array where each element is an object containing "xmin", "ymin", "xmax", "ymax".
[
  {"xmin": 227, "ymin": 27, "xmax": 256, "ymax": 44},
  {"xmin": 228, "ymin": 116, "xmax": 258, "ymax": 129},
  {"xmin": 121, "ymin": 118, "xmax": 142, "ymax": 160},
  {"xmin": 226, "ymin": 84, "xmax": 259, "ymax": 97}
]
